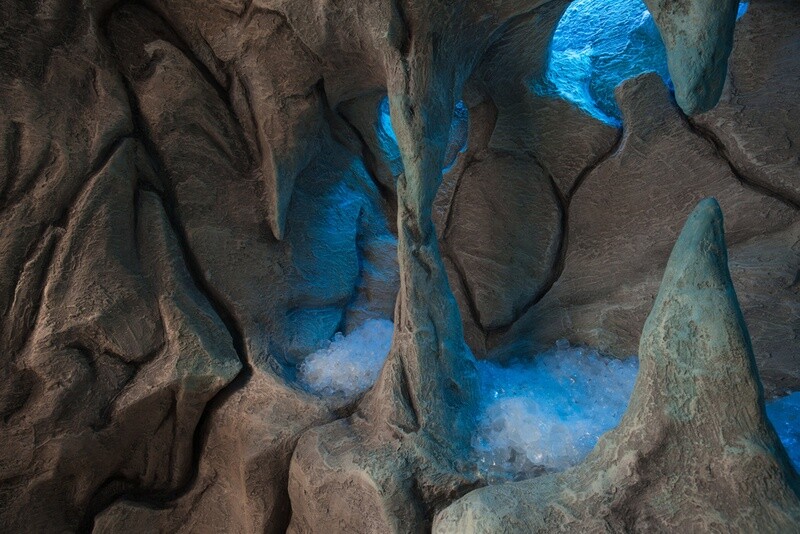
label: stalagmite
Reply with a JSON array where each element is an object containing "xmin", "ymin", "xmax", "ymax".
[
  {"xmin": 434, "ymin": 198, "xmax": 800, "ymax": 533},
  {"xmin": 1, "ymin": 0, "xmax": 797, "ymax": 530}
]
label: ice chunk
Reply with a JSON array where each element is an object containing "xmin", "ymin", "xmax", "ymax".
[
  {"xmin": 298, "ymin": 321, "xmax": 795, "ymax": 479},
  {"xmin": 299, "ymin": 319, "xmax": 394, "ymax": 398},
  {"xmin": 473, "ymin": 342, "xmax": 639, "ymax": 482}
]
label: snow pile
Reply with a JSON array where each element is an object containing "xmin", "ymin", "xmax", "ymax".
[
  {"xmin": 767, "ymin": 392, "xmax": 800, "ymax": 471},
  {"xmin": 473, "ymin": 341, "xmax": 639, "ymax": 482},
  {"xmin": 298, "ymin": 319, "xmax": 394, "ymax": 398},
  {"xmin": 297, "ymin": 320, "xmax": 796, "ymax": 480}
]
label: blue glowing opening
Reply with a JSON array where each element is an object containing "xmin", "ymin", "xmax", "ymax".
[
  {"xmin": 540, "ymin": 0, "xmax": 749, "ymax": 125},
  {"xmin": 378, "ymin": 97, "xmax": 469, "ymax": 172}
]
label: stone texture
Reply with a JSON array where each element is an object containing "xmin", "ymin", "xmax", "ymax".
[
  {"xmin": 0, "ymin": 4, "xmax": 133, "ymax": 355},
  {"xmin": 94, "ymin": 367, "xmax": 334, "ymax": 534},
  {"xmin": 2, "ymin": 2, "xmax": 397, "ymax": 531},
  {"xmin": 644, "ymin": 0, "xmax": 739, "ymax": 114},
  {"xmin": 0, "ymin": 140, "xmax": 240, "ymax": 532},
  {"xmin": 443, "ymin": 152, "xmax": 562, "ymax": 332},
  {"xmin": 523, "ymin": 72, "xmax": 799, "ymax": 395},
  {"xmin": 0, "ymin": 0, "xmax": 798, "ymax": 531},
  {"xmin": 107, "ymin": 3, "xmax": 398, "ymax": 362},
  {"xmin": 489, "ymin": 92, "xmax": 621, "ymax": 197},
  {"xmin": 692, "ymin": 0, "xmax": 800, "ymax": 207},
  {"xmin": 439, "ymin": 0, "xmax": 620, "ymax": 353},
  {"xmin": 435, "ymin": 199, "xmax": 800, "ymax": 533},
  {"xmin": 467, "ymin": 0, "xmax": 621, "ymax": 197},
  {"xmin": 141, "ymin": 0, "xmax": 327, "ymax": 240}
]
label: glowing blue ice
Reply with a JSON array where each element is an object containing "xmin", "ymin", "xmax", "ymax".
[
  {"xmin": 298, "ymin": 319, "xmax": 394, "ymax": 398},
  {"xmin": 766, "ymin": 391, "xmax": 800, "ymax": 471},
  {"xmin": 540, "ymin": 0, "xmax": 749, "ymax": 125},
  {"xmin": 473, "ymin": 341, "xmax": 639, "ymax": 481},
  {"xmin": 297, "ymin": 320, "xmax": 797, "ymax": 479}
]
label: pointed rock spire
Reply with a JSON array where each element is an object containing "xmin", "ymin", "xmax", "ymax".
[
  {"xmin": 634, "ymin": 197, "xmax": 764, "ymax": 429},
  {"xmin": 434, "ymin": 198, "xmax": 800, "ymax": 533}
]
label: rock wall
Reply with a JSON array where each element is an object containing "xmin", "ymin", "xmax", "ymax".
[
  {"xmin": 0, "ymin": 0, "xmax": 797, "ymax": 531},
  {"xmin": 435, "ymin": 199, "xmax": 800, "ymax": 533}
]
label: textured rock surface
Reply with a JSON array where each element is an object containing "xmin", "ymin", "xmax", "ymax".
[
  {"xmin": 435, "ymin": 199, "xmax": 800, "ymax": 533},
  {"xmin": 1, "ymin": 1, "xmax": 396, "ymax": 531},
  {"xmin": 439, "ymin": 0, "xmax": 619, "ymax": 353},
  {"xmin": 524, "ymin": 72, "xmax": 800, "ymax": 396},
  {"xmin": 444, "ymin": 151, "xmax": 562, "ymax": 332},
  {"xmin": 0, "ymin": 139, "xmax": 241, "ymax": 531},
  {"xmin": 693, "ymin": 0, "xmax": 800, "ymax": 207},
  {"xmin": 644, "ymin": 0, "xmax": 739, "ymax": 114},
  {"xmin": 107, "ymin": 4, "xmax": 399, "ymax": 361},
  {"xmin": 0, "ymin": 0, "xmax": 797, "ymax": 530},
  {"xmin": 94, "ymin": 367, "xmax": 334, "ymax": 533}
]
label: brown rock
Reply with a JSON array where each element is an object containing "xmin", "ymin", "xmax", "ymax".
[
  {"xmin": 435, "ymin": 199, "xmax": 800, "ymax": 533},
  {"xmin": 444, "ymin": 152, "xmax": 562, "ymax": 332},
  {"xmin": 523, "ymin": 73, "xmax": 799, "ymax": 394},
  {"xmin": 693, "ymin": 0, "xmax": 800, "ymax": 207}
]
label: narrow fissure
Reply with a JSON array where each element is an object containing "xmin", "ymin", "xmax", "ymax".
[{"xmin": 687, "ymin": 117, "xmax": 800, "ymax": 211}]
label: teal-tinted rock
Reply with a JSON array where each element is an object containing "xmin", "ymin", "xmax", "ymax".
[
  {"xmin": 644, "ymin": 0, "xmax": 739, "ymax": 114},
  {"xmin": 434, "ymin": 198, "xmax": 800, "ymax": 533}
]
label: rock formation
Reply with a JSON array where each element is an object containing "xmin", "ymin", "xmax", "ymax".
[
  {"xmin": 521, "ymin": 70, "xmax": 799, "ymax": 396},
  {"xmin": 434, "ymin": 198, "xmax": 800, "ymax": 533},
  {"xmin": 0, "ymin": 0, "xmax": 797, "ymax": 531},
  {"xmin": 644, "ymin": 0, "xmax": 740, "ymax": 114}
]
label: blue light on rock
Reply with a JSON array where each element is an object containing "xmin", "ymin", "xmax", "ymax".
[
  {"xmin": 296, "ymin": 318, "xmax": 799, "ymax": 477},
  {"xmin": 737, "ymin": 2, "xmax": 749, "ymax": 20},
  {"xmin": 766, "ymin": 391, "xmax": 800, "ymax": 471},
  {"xmin": 539, "ymin": 0, "xmax": 749, "ymax": 125},
  {"xmin": 378, "ymin": 96, "xmax": 468, "ymax": 171}
]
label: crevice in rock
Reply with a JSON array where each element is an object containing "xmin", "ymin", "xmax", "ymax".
[
  {"xmin": 2, "ymin": 133, "xmax": 134, "ymax": 362},
  {"xmin": 78, "ymin": 18, "xmax": 256, "ymax": 529},
  {"xmin": 77, "ymin": 174, "xmax": 253, "ymax": 534},
  {"xmin": 0, "ymin": 136, "xmax": 54, "ymax": 213},
  {"xmin": 567, "ymin": 127, "xmax": 623, "ymax": 199},
  {"xmin": 53, "ymin": 135, "xmax": 136, "ymax": 231},
  {"xmin": 466, "ymin": 125, "xmax": 622, "ymax": 342},
  {"xmin": 492, "ymin": 170, "xmax": 568, "ymax": 336},
  {"xmin": 0, "ymin": 120, "xmax": 22, "ymax": 207},
  {"xmin": 687, "ymin": 117, "xmax": 800, "ymax": 210},
  {"xmin": 137, "ymin": 1, "xmax": 230, "ymax": 95},
  {"xmin": 100, "ymin": 1, "xmax": 244, "ymax": 151},
  {"xmin": 440, "ymin": 240, "xmax": 488, "ymax": 345},
  {"xmin": 244, "ymin": 5, "xmax": 325, "ymax": 68},
  {"xmin": 229, "ymin": 69, "xmax": 261, "ymax": 158},
  {"xmin": 2, "ymin": 225, "xmax": 62, "ymax": 357},
  {"xmin": 438, "ymin": 100, "xmax": 496, "ymax": 341},
  {"xmin": 391, "ymin": 0, "xmax": 413, "ymax": 57}
]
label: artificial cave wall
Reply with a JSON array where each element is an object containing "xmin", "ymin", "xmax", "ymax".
[{"xmin": 0, "ymin": 0, "xmax": 798, "ymax": 532}]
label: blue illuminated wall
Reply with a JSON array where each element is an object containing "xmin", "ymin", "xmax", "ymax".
[{"xmin": 539, "ymin": 0, "xmax": 749, "ymax": 125}]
